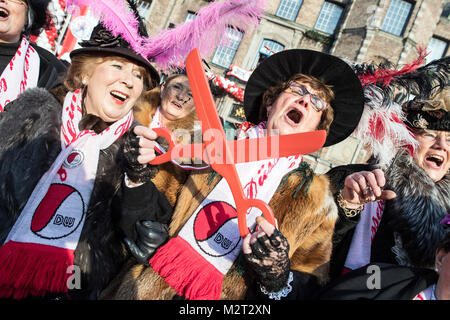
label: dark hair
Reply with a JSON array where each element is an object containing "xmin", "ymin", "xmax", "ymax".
[
  {"xmin": 437, "ymin": 232, "xmax": 450, "ymax": 254},
  {"xmin": 260, "ymin": 73, "xmax": 335, "ymax": 133},
  {"xmin": 26, "ymin": 0, "xmax": 52, "ymax": 37}
]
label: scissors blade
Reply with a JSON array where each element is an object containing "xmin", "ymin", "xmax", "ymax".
[{"xmin": 171, "ymin": 130, "xmax": 326, "ymax": 164}]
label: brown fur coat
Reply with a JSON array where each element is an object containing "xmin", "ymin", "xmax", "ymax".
[
  {"xmin": 134, "ymin": 91, "xmax": 199, "ymax": 206},
  {"xmin": 101, "ymin": 162, "xmax": 338, "ymax": 300}
]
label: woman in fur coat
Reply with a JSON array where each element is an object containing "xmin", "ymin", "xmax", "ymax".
[
  {"xmin": 327, "ymin": 85, "xmax": 450, "ymax": 282},
  {"xmin": 0, "ymin": 12, "xmax": 171, "ymax": 299},
  {"xmin": 101, "ymin": 49, "xmax": 366, "ymax": 300}
]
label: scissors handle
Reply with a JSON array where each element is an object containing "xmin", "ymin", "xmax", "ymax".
[
  {"xmin": 149, "ymin": 127, "xmax": 177, "ymax": 165},
  {"xmin": 234, "ymin": 197, "xmax": 276, "ymax": 238}
]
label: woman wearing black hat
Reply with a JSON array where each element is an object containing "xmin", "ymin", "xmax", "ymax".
[
  {"xmin": 0, "ymin": 2, "xmax": 171, "ymax": 299},
  {"xmin": 326, "ymin": 83, "xmax": 450, "ymax": 284},
  {"xmin": 103, "ymin": 48, "xmax": 365, "ymax": 300},
  {"xmin": 0, "ymin": 0, "xmax": 67, "ymax": 110}
]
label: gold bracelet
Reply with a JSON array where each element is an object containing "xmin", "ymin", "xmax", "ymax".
[{"xmin": 336, "ymin": 190, "xmax": 364, "ymax": 218}]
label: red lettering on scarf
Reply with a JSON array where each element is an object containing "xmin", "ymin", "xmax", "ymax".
[
  {"xmin": 244, "ymin": 178, "xmax": 258, "ymax": 199},
  {"xmin": 57, "ymin": 166, "xmax": 67, "ymax": 182},
  {"xmin": 288, "ymin": 155, "xmax": 302, "ymax": 168},
  {"xmin": 257, "ymin": 159, "xmax": 278, "ymax": 186},
  {"xmin": 0, "ymin": 78, "xmax": 6, "ymax": 92},
  {"xmin": 66, "ymin": 120, "xmax": 78, "ymax": 143},
  {"xmin": 114, "ymin": 114, "xmax": 133, "ymax": 136},
  {"xmin": 370, "ymin": 200, "xmax": 385, "ymax": 242}
]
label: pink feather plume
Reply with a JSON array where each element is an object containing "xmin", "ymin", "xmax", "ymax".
[
  {"xmin": 143, "ymin": 0, "xmax": 267, "ymax": 70},
  {"xmin": 66, "ymin": 0, "xmax": 147, "ymax": 57}
]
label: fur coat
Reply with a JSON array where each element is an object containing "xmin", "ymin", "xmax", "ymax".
[
  {"xmin": 133, "ymin": 96, "xmax": 200, "ymax": 206},
  {"xmin": 328, "ymin": 151, "xmax": 450, "ymax": 279},
  {"xmin": 101, "ymin": 160, "xmax": 338, "ymax": 300},
  {"xmin": 0, "ymin": 87, "xmax": 139, "ymax": 299}
]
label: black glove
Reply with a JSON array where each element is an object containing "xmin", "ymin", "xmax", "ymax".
[
  {"xmin": 243, "ymin": 229, "xmax": 291, "ymax": 292},
  {"xmin": 122, "ymin": 129, "xmax": 158, "ymax": 184},
  {"xmin": 124, "ymin": 220, "xmax": 169, "ymax": 266}
]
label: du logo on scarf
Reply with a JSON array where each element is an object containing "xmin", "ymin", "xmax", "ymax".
[
  {"xmin": 30, "ymin": 184, "xmax": 85, "ymax": 240},
  {"xmin": 194, "ymin": 201, "xmax": 241, "ymax": 257}
]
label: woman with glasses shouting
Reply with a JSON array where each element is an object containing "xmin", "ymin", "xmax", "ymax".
[{"xmin": 0, "ymin": 0, "xmax": 66, "ymax": 111}]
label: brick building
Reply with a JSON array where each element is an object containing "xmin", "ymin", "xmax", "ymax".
[
  {"xmin": 138, "ymin": 0, "xmax": 449, "ymax": 172},
  {"xmin": 41, "ymin": 0, "xmax": 449, "ymax": 172}
]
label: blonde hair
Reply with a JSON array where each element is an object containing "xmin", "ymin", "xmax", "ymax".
[{"xmin": 64, "ymin": 53, "xmax": 152, "ymax": 91}]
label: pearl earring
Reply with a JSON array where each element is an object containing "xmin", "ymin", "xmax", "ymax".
[{"xmin": 82, "ymin": 79, "xmax": 87, "ymax": 85}]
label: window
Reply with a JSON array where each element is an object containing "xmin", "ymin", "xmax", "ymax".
[
  {"xmin": 380, "ymin": 0, "xmax": 413, "ymax": 36},
  {"xmin": 314, "ymin": 1, "xmax": 344, "ymax": 35},
  {"xmin": 275, "ymin": 0, "xmax": 303, "ymax": 21},
  {"xmin": 211, "ymin": 28, "xmax": 243, "ymax": 68},
  {"xmin": 185, "ymin": 11, "xmax": 196, "ymax": 23},
  {"xmin": 426, "ymin": 37, "xmax": 448, "ymax": 63},
  {"xmin": 252, "ymin": 39, "xmax": 285, "ymax": 69}
]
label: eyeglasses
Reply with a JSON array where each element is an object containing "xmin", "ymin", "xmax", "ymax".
[
  {"xmin": 166, "ymin": 82, "xmax": 193, "ymax": 101},
  {"xmin": 286, "ymin": 81, "xmax": 328, "ymax": 112},
  {"xmin": 419, "ymin": 130, "xmax": 450, "ymax": 147}
]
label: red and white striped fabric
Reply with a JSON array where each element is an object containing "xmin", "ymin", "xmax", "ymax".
[{"xmin": 0, "ymin": 36, "xmax": 39, "ymax": 111}]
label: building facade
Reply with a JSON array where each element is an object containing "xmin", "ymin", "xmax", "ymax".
[
  {"xmin": 40, "ymin": 0, "xmax": 450, "ymax": 172},
  {"xmin": 140, "ymin": 0, "xmax": 449, "ymax": 172}
]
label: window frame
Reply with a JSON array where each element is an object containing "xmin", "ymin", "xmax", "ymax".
[
  {"xmin": 275, "ymin": 0, "xmax": 304, "ymax": 22},
  {"xmin": 251, "ymin": 39, "xmax": 285, "ymax": 69},
  {"xmin": 380, "ymin": 0, "xmax": 415, "ymax": 37},
  {"xmin": 426, "ymin": 36, "xmax": 449, "ymax": 63},
  {"xmin": 211, "ymin": 27, "xmax": 244, "ymax": 69},
  {"xmin": 313, "ymin": 1, "xmax": 345, "ymax": 35}
]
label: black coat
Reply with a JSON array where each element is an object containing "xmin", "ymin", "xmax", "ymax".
[
  {"xmin": 318, "ymin": 263, "xmax": 438, "ymax": 300},
  {"xmin": 326, "ymin": 152, "xmax": 450, "ymax": 281},
  {"xmin": 0, "ymin": 41, "xmax": 67, "ymax": 89},
  {"xmin": 0, "ymin": 87, "xmax": 172, "ymax": 299}
]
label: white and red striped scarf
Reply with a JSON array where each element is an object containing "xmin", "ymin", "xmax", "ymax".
[
  {"xmin": 149, "ymin": 122, "xmax": 303, "ymax": 299},
  {"xmin": 0, "ymin": 36, "xmax": 40, "ymax": 111},
  {"xmin": 150, "ymin": 105, "xmax": 210, "ymax": 170},
  {"xmin": 0, "ymin": 90, "xmax": 133, "ymax": 299}
]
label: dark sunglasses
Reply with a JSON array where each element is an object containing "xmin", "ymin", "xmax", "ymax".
[{"xmin": 287, "ymin": 81, "xmax": 328, "ymax": 112}]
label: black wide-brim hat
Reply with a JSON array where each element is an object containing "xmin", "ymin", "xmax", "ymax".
[
  {"xmin": 70, "ymin": 24, "xmax": 160, "ymax": 88},
  {"xmin": 244, "ymin": 49, "xmax": 364, "ymax": 147}
]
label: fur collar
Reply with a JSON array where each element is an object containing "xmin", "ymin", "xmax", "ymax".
[{"xmin": 383, "ymin": 150, "xmax": 450, "ymax": 268}]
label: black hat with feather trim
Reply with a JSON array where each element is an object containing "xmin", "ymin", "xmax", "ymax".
[
  {"xmin": 243, "ymin": 49, "xmax": 365, "ymax": 147},
  {"xmin": 400, "ymin": 56, "xmax": 450, "ymax": 132},
  {"xmin": 70, "ymin": 0, "xmax": 160, "ymax": 88}
]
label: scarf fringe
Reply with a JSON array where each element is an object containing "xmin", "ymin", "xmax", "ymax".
[
  {"xmin": 0, "ymin": 241, "xmax": 74, "ymax": 299},
  {"xmin": 149, "ymin": 237, "xmax": 223, "ymax": 300}
]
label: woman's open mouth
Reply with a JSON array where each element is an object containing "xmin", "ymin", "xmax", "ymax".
[
  {"xmin": 285, "ymin": 108, "xmax": 303, "ymax": 125},
  {"xmin": 110, "ymin": 90, "xmax": 129, "ymax": 104},
  {"xmin": 0, "ymin": 8, "xmax": 10, "ymax": 19},
  {"xmin": 424, "ymin": 154, "xmax": 445, "ymax": 169},
  {"xmin": 171, "ymin": 101, "xmax": 183, "ymax": 110}
]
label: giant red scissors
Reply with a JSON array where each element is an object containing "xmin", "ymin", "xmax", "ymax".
[{"xmin": 150, "ymin": 48, "xmax": 326, "ymax": 237}]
